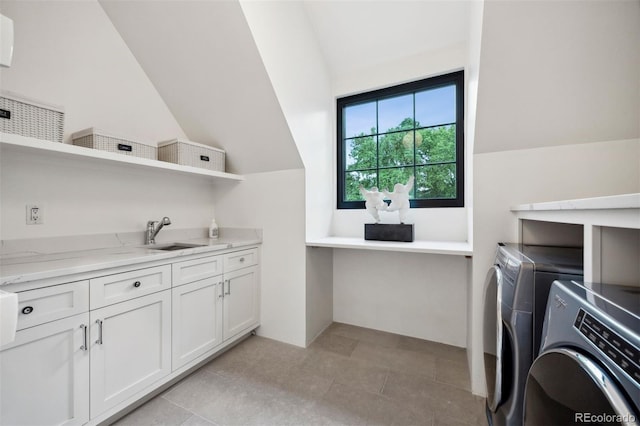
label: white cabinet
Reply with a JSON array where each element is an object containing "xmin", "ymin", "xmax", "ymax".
[
  {"xmin": 90, "ymin": 290, "xmax": 171, "ymax": 416},
  {"xmin": 16, "ymin": 280, "xmax": 89, "ymax": 330},
  {"xmin": 90, "ymin": 265, "xmax": 171, "ymax": 309},
  {"xmin": 0, "ymin": 313, "xmax": 90, "ymax": 426},
  {"xmin": 172, "ymin": 277, "xmax": 223, "ymax": 370},
  {"xmin": 0, "ymin": 244, "xmax": 260, "ymax": 424},
  {"xmin": 222, "ymin": 249, "xmax": 259, "ymax": 340}
]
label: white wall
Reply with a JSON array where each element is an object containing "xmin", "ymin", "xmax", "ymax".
[
  {"xmin": 239, "ymin": 0, "xmax": 334, "ymax": 241},
  {"xmin": 333, "ymin": 249, "xmax": 469, "ymax": 347},
  {"xmin": 474, "ymin": 0, "xmax": 640, "ymax": 154},
  {"xmin": 306, "ymin": 247, "xmax": 333, "ymax": 345},
  {"xmin": 239, "ymin": 1, "xmax": 336, "ymax": 343},
  {"xmin": 212, "ymin": 169, "xmax": 307, "ymax": 347},
  {"xmin": 0, "ymin": 148, "xmax": 217, "ymax": 240},
  {"xmin": 0, "ymin": 0, "xmax": 186, "ymax": 144},
  {"xmin": 331, "ymin": 43, "xmax": 470, "ymax": 242},
  {"xmin": 0, "ymin": 0, "xmax": 222, "ymax": 241},
  {"xmin": 469, "ymin": 0, "xmax": 640, "ymax": 396}
]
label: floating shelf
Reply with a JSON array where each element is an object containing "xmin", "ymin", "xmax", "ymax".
[
  {"xmin": 0, "ymin": 132, "xmax": 244, "ymax": 182},
  {"xmin": 306, "ymin": 236, "xmax": 472, "ymax": 256}
]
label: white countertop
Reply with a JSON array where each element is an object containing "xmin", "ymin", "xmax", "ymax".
[
  {"xmin": 0, "ymin": 236, "xmax": 260, "ymax": 287},
  {"xmin": 511, "ymin": 193, "xmax": 640, "ymax": 212},
  {"xmin": 510, "ymin": 193, "xmax": 640, "ymax": 229}
]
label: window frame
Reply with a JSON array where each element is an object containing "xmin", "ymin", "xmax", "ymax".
[{"xmin": 336, "ymin": 70, "xmax": 465, "ymax": 209}]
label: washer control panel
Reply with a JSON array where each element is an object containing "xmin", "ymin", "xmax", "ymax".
[{"xmin": 575, "ymin": 309, "xmax": 640, "ymax": 385}]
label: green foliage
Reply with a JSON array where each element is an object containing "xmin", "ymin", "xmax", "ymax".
[{"xmin": 343, "ymin": 119, "xmax": 457, "ymax": 202}]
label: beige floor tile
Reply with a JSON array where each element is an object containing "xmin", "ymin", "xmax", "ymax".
[
  {"xmin": 384, "ymin": 371, "xmax": 484, "ymax": 426},
  {"xmin": 202, "ymin": 349, "xmax": 255, "ymax": 378},
  {"xmin": 162, "ymin": 369, "xmax": 234, "ymax": 412},
  {"xmin": 434, "ymin": 357, "xmax": 471, "ymax": 391},
  {"xmin": 301, "ymin": 348, "xmax": 389, "ymax": 393},
  {"xmin": 397, "ymin": 336, "xmax": 467, "ymax": 364},
  {"xmin": 351, "ymin": 341, "xmax": 436, "ymax": 378},
  {"xmin": 310, "ymin": 331, "xmax": 359, "ymax": 356},
  {"xmin": 328, "ymin": 322, "xmax": 402, "ymax": 348},
  {"xmin": 248, "ymin": 362, "xmax": 334, "ymax": 400},
  {"xmin": 116, "ymin": 325, "xmax": 477, "ymax": 426},
  {"xmin": 319, "ymin": 382, "xmax": 432, "ymax": 426},
  {"xmin": 111, "ymin": 396, "xmax": 192, "ymax": 426},
  {"xmin": 179, "ymin": 414, "xmax": 218, "ymax": 426}
]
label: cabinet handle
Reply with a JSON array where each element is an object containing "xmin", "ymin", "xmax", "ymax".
[
  {"xmin": 80, "ymin": 324, "xmax": 88, "ymax": 351},
  {"xmin": 239, "ymin": 257, "xmax": 245, "ymax": 263},
  {"xmin": 218, "ymin": 281, "xmax": 224, "ymax": 298},
  {"xmin": 133, "ymin": 281, "xmax": 141, "ymax": 288},
  {"xmin": 22, "ymin": 306, "xmax": 34, "ymax": 315},
  {"xmin": 225, "ymin": 279, "xmax": 231, "ymax": 296},
  {"xmin": 95, "ymin": 319, "xmax": 103, "ymax": 345}
]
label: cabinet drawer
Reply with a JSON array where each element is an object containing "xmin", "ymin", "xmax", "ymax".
[
  {"xmin": 172, "ymin": 255, "xmax": 222, "ymax": 287},
  {"xmin": 16, "ymin": 281, "xmax": 89, "ymax": 330},
  {"xmin": 224, "ymin": 248, "xmax": 258, "ymax": 273},
  {"xmin": 90, "ymin": 265, "xmax": 171, "ymax": 309}
]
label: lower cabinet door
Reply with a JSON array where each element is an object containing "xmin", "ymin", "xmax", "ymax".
[
  {"xmin": 172, "ymin": 277, "xmax": 223, "ymax": 370},
  {"xmin": 90, "ymin": 291, "xmax": 171, "ymax": 417},
  {"xmin": 223, "ymin": 265, "xmax": 260, "ymax": 340},
  {"xmin": 0, "ymin": 313, "xmax": 90, "ymax": 426}
]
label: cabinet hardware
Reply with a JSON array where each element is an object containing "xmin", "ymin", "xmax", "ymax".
[
  {"xmin": 133, "ymin": 281, "xmax": 141, "ymax": 288},
  {"xmin": 225, "ymin": 279, "xmax": 231, "ymax": 296},
  {"xmin": 21, "ymin": 306, "xmax": 34, "ymax": 315},
  {"xmin": 239, "ymin": 257, "xmax": 245, "ymax": 263},
  {"xmin": 95, "ymin": 319, "xmax": 103, "ymax": 344},
  {"xmin": 80, "ymin": 324, "xmax": 88, "ymax": 351},
  {"xmin": 219, "ymin": 281, "xmax": 224, "ymax": 298}
]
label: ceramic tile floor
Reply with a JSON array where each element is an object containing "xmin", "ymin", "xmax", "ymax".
[{"xmin": 112, "ymin": 323, "xmax": 486, "ymax": 426}]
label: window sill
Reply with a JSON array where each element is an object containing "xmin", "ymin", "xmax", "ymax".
[{"xmin": 306, "ymin": 237, "xmax": 472, "ymax": 256}]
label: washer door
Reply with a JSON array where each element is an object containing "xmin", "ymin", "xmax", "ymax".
[
  {"xmin": 483, "ymin": 265, "xmax": 504, "ymax": 411},
  {"xmin": 524, "ymin": 348, "xmax": 639, "ymax": 426}
]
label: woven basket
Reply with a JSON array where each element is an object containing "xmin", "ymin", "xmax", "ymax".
[
  {"xmin": 158, "ymin": 139, "xmax": 225, "ymax": 172},
  {"xmin": 0, "ymin": 91, "xmax": 64, "ymax": 143},
  {"xmin": 71, "ymin": 128, "xmax": 157, "ymax": 160}
]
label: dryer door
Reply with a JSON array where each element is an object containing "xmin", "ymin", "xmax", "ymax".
[
  {"xmin": 524, "ymin": 348, "xmax": 638, "ymax": 426},
  {"xmin": 483, "ymin": 265, "xmax": 504, "ymax": 411}
]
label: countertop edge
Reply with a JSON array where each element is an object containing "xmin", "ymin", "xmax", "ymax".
[{"xmin": 0, "ymin": 239, "xmax": 261, "ymax": 287}]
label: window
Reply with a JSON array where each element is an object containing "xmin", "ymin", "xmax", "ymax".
[{"xmin": 337, "ymin": 70, "xmax": 464, "ymax": 209}]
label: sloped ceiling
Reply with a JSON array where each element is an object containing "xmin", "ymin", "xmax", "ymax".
[
  {"xmin": 302, "ymin": 0, "xmax": 470, "ymax": 78},
  {"xmin": 474, "ymin": 0, "xmax": 640, "ymax": 154},
  {"xmin": 99, "ymin": 0, "xmax": 302, "ymax": 175}
]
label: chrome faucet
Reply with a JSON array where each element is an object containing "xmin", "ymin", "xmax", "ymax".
[{"xmin": 146, "ymin": 217, "xmax": 171, "ymax": 245}]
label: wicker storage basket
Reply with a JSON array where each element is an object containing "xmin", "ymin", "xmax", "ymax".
[
  {"xmin": 158, "ymin": 139, "xmax": 225, "ymax": 172},
  {"xmin": 0, "ymin": 91, "xmax": 64, "ymax": 143},
  {"xmin": 71, "ymin": 128, "xmax": 157, "ymax": 160}
]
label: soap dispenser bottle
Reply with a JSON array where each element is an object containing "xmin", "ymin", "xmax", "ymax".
[{"xmin": 209, "ymin": 218, "xmax": 219, "ymax": 239}]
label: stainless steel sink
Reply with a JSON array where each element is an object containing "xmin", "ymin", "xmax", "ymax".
[{"xmin": 149, "ymin": 243, "xmax": 206, "ymax": 251}]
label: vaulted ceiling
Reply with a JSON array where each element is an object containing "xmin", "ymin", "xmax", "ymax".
[
  {"xmin": 99, "ymin": 0, "xmax": 303, "ymax": 174},
  {"xmin": 99, "ymin": 0, "xmax": 470, "ymax": 174},
  {"xmin": 302, "ymin": 0, "xmax": 470, "ymax": 78}
]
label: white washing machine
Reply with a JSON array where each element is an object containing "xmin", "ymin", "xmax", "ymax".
[{"xmin": 524, "ymin": 280, "xmax": 639, "ymax": 425}]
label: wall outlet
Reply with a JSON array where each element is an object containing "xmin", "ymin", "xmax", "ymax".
[{"xmin": 26, "ymin": 204, "xmax": 44, "ymax": 225}]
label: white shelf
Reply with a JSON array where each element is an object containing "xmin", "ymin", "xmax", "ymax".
[
  {"xmin": 511, "ymin": 193, "xmax": 640, "ymax": 229},
  {"xmin": 306, "ymin": 237, "xmax": 472, "ymax": 256},
  {"xmin": 0, "ymin": 132, "xmax": 244, "ymax": 182}
]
